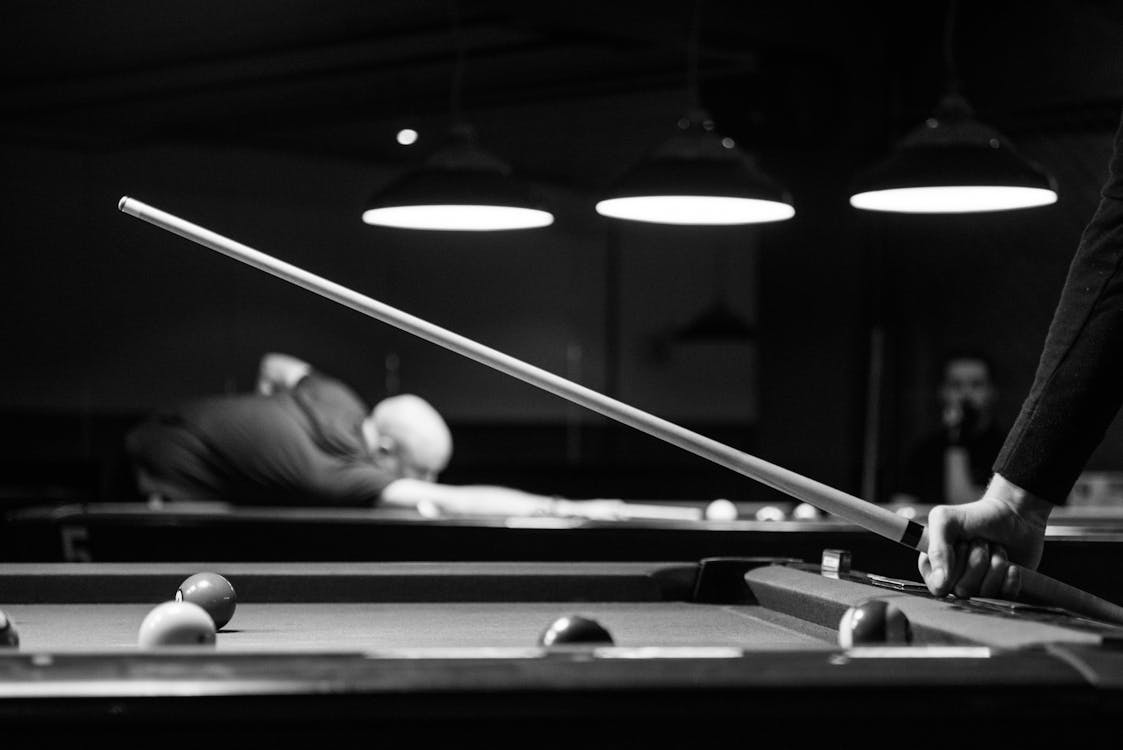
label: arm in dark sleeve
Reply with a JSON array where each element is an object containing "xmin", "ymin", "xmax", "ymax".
[
  {"xmin": 294, "ymin": 373, "xmax": 368, "ymax": 422},
  {"xmin": 994, "ymin": 111, "xmax": 1123, "ymax": 503},
  {"xmin": 291, "ymin": 373, "xmax": 372, "ymax": 459},
  {"xmin": 188, "ymin": 394, "xmax": 390, "ymax": 507},
  {"xmin": 300, "ymin": 457, "xmax": 395, "ymax": 506},
  {"xmin": 260, "ymin": 418, "xmax": 394, "ymax": 506}
]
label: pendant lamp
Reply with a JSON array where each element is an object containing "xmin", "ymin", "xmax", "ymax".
[
  {"xmin": 362, "ymin": 123, "xmax": 554, "ymax": 231},
  {"xmin": 596, "ymin": 110, "xmax": 794, "ymax": 225},
  {"xmin": 849, "ymin": 1, "xmax": 1057, "ymax": 214},
  {"xmin": 362, "ymin": 1, "xmax": 553, "ymax": 231},
  {"xmin": 595, "ymin": 0, "xmax": 792, "ymax": 226}
]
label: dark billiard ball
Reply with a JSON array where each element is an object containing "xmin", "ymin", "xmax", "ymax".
[
  {"xmin": 539, "ymin": 615, "xmax": 614, "ymax": 646},
  {"xmin": 0, "ymin": 610, "xmax": 19, "ymax": 649},
  {"xmin": 176, "ymin": 572, "xmax": 237, "ymax": 630},
  {"xmin": 137, "ymin": 601, "xmax": 216, "ymax": 648},
  {"xmin": 838, "ymin": 598, "xmax": 912, "ymax": 648}
]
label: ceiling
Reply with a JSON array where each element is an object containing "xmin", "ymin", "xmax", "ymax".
[{"xmin": 3, "ymin": 1, "xmax": 1122, "ymax": 176}]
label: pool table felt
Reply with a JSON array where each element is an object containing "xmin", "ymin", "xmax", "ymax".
[
  {"xmin": 4, "ymin": 561, "xmax": 1122, "ymax": 655},
  {"xmin": 5, "ymin": 600, "xmax": 838, "ymax": 652},
  {"xmin": 5, "ymin": 561, "xmax": 1123, "ymax": 701}
]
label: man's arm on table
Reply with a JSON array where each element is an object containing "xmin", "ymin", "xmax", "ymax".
[{"xmin": 380, "ymin": 478, "xmax": 625, "ymax": 519}]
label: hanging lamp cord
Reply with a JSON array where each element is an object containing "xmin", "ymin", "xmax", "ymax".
[
  {"xmin": 942, "ymin": 0, "xmax": 960, "ymax": 96},
  {"xmin": 448, "ymin": 0, "xmax": 467, "ymax": 128}
]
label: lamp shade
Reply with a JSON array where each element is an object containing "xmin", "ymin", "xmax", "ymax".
[
  {"xmin": 362, "ymin": 124, "xmax": 554, "ymax": 231},
  {"xmin": 849, "ymin": 94, "xmax": 1058, "ymax": 214},
  {"xmin": 596, "ymin": 113, "xmax": 794, "ymax": 225}
]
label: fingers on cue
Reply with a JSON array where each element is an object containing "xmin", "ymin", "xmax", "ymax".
[
  {"xmin": 917, "ymin": 552, "xmax": 939, "ymax": 596},
  {"xmin": 923, "ymin": 507, "xmax": 957, "ymax": 597},
  {"xmin": 947, "ymin": 540, "xmax": 970, "ymax": 597},
  {"xmin": 978, "ymin": 546, "xmax": 1009, "ymax": 598},
  {"xmin": 917, "ymin": 551, "xmax": 931, "ymax": 578},
  {"xmin": 953, "ymin": 540, "xmax": 991, "ymax": 599},
  {"xmin": 1002, "ymin": 564, "xmax": 1022, "ymax": 600}
]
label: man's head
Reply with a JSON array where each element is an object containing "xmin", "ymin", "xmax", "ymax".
[
  {"xmin": 939, "ymin": 353, "xmax": 996, "ymax": 432},
  {"xmin": 361, "ymin": 394, "xmax": 452, "ymax": 482}
]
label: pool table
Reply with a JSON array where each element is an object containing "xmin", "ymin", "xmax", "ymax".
[
  {"xmin": 2, "ymin": 557, "xmax": 1122, "ymax": 746},
  {"xmin": 5, "ymin": 500, "xmax": 1123, "ymax": 603}
]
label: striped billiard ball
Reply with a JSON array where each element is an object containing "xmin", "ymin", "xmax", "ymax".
[{"xmin": 176, "ymin": 572, "xmax": 237, "ymax": 630}]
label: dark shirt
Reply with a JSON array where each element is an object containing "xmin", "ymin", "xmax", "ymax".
[
  {"xmin": 898, "ymin": 423, "xmax": 1006, "ymax": 504},
  {"xmin": 126, "ymin": 374, "xmax": 394, "ymax": 506},
  {"xmin": 994, "ymin": 109, "xmax": 1123, "ymax": 504}
]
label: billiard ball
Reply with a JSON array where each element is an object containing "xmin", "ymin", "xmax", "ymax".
[
  {"xmin": 539, "ymin": 615, "xmax": 614, "ymax": 646},
  {"xmin": 792, "ymin": 502, "xmax": 821, "ymax": 520},
  {"xmin": 705, "ymin": 498, "xmax": 738, "ymax": 521},
  {"xmin": 137, "ymin": 601, "xmax": 217, "ymax": 648},
  {"xmin": 754, "ymin": 505, "xmax": 786, "ymax": 522},
  {"xmin": 0, "ymin": 610, "xmax": 19, "ymax": 649},
  {"xmin": 176, "ymin": 572, "xmax": 237, "ymax": 630},
  {"xmin": 838, "ymin": 598, "xmax": 912, "ymax": 648}
]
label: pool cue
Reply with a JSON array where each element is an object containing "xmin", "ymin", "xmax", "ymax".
[{"xmin": 118, "ymin": 196, "xmax": 1123, "ymax": 625}]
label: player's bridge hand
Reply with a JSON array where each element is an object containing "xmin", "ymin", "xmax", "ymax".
[{"xmin": 917, "ymin": 475, "xmax": 1052, "ymax": 601}]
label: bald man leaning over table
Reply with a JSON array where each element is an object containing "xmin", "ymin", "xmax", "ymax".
[
  {"xmin": 922, "ymin": 108, "xmax": 1123, "ymax": 601},
  {"xmin": 126, "ymin": 352, "xmax": 622, "ymax": 520}
]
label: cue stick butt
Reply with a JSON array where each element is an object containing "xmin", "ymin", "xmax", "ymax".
[{"xmin": 1017, "ymin": 565, "xmax": 1123, "ymax": 625}]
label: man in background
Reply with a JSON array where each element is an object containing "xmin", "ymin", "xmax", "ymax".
[
  {"xmin": 892, "ymin": 353, "xmax": 1006, "ymax": 506},
  {"xmin": 126, "ymin": 352, "xmax": 620, "ymax": 518}
]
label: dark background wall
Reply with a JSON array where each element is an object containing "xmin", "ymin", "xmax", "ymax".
[{"xmin": 1, "ymin": 0, "xmax": 1121, "ymax": 504}]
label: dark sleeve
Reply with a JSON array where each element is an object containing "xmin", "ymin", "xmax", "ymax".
[
  {"xmin": 281, "ymin": 443, "xmax": 396, "ymax": 506},
  {"xmin": 172, "ymin": 394, "xmax": 393, "ymax": 507},
  {"xmin": 219, "ymin": 402, "xmax": 394, "ymax": 506},
  {"xmin": 993, "ymin": 110, "xmax": 1123, "ymax": 503},
  {"xmin": 291, "ymin": 373, "xmax": 371, "ymax": 459}
]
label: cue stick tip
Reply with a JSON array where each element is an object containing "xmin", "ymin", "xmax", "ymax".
[{"xmin": 118, "ymin": 196, "xmax": 130, "ymax": 211}]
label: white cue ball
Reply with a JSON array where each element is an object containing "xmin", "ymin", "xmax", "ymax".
[
  {"xmin": 705, "ymin": 498, "xmax": 739, "ymax": 521},
  {"xmin": 137, "ymin": 601, "xmax": 217, "ymax": 649},
  {"xmin": 792, "ymin": 502, "xmax": 821, "ymax": 520}
]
